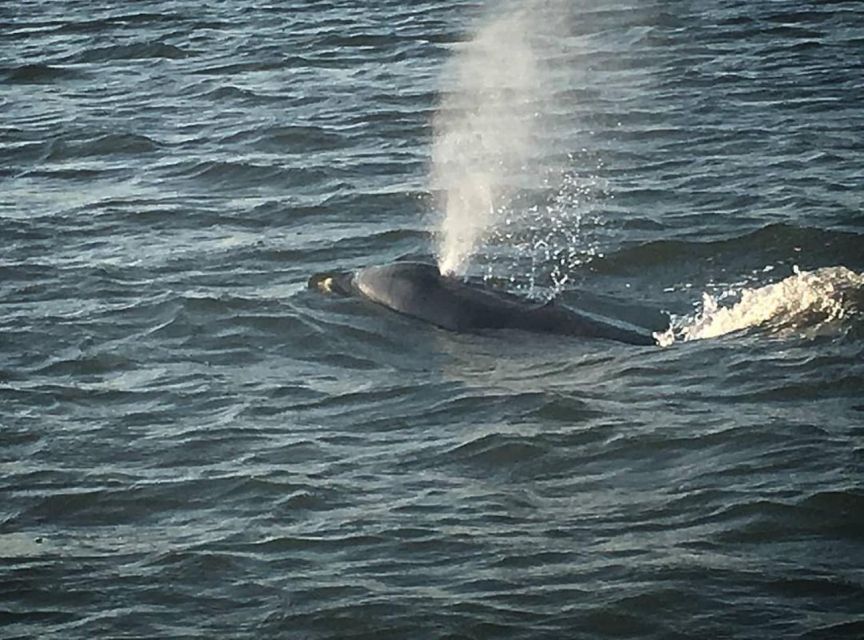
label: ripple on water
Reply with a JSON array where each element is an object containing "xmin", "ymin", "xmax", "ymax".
[{"xmin": 2, "ymin": 0, "xmax": 864, "ymax": 638}]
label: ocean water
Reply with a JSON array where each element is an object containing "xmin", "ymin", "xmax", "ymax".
[{"xmin": 2, "ymin": 1, "xmax": 863, "ymax": 638}]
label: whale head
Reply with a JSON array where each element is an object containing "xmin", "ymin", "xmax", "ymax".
[{"xmin": 308, "ymin": 270, "xmax": 356, "ymax": 296}]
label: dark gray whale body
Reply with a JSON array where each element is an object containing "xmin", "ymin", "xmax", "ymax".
[{"xmin": 309, "ymin": 262, "xmax": 657, "ymax": 346}]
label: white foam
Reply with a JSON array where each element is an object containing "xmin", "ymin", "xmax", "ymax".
[{"xmin": 655, "ymin": 266, "xmax": 864, "ymax": 346}]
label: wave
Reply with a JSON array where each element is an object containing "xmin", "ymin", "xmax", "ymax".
[
  {"xmin": 3, "ymin": 63, "xmax": 84, "ymax": 84},
  {"xmin": 656, "ymin": 265, "xmax": 864, "ymax": 345},
  {"xmin": 218, "ymin": 124, "xmax": 347, "ymax": 153},
  {"xmin": 591, "ymin": 224, "xmax": 864, "ymax": 276},
  {"xmin": 159, "ymin": 159, "xmax": 328, "ymax": 189},
  {"xmin": 49, "ymin": 12, "xmax": 197, "ymax": 34},
  {"xmin": 72, "ymin": 41, "xmax": 190, "ymax": 63},
  {"xmin": 45, "ymin": 133, "xmax": 160, "ymax": 160}
]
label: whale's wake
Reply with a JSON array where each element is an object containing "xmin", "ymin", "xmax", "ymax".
[{"xmin": 655, "ymin": 266, "xmax": 864, "ymax": 346}]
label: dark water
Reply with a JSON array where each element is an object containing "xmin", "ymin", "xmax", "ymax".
[{"xmin": 2, "ymin": 1, "xmax": 863, "ymax": 638}]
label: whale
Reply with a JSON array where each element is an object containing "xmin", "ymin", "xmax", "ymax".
[{"xmin": 309, "ymin": 262, "xmax": 658, "ymax": 346}]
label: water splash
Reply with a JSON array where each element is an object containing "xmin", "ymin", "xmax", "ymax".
[
  {"xmin": 655, "ymin": 266, "xmax": 864, "ymax": 346},
  {"xmin": 479, "ymin": 163, "xmax": 606, "ymax": 300}
]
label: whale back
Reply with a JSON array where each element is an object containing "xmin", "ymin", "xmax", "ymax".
[
  {"xmin": 355, "ymin": 262, "xmax": 557, "ymax": 331},
  {"xmin": 330, "ymin": 261, "xmax": 655, "ymax": 345},
  {"xmin": 354, "ymin": 263, "xmax": 487, "ymax": 331}
]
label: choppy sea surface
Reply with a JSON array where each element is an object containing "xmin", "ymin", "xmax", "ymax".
[{"xmin": 2, "ymin": 1, "xmax": 863, "ymax": 638}]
